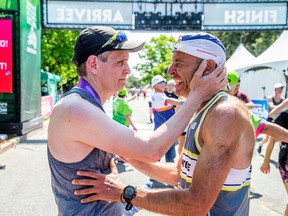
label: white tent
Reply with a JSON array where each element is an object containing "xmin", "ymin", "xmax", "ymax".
[
  {"xmin": 253, "ymin": 30, "xmax": 288, "ymax": 68},
  {"xmin": 236, "ymin": 31, "xmax": 288, "ymax": 100},
  {"xmin": 225, "ymin": 43, "xmax": 256, "ymax": 71}
]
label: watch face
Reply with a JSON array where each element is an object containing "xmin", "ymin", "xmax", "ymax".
[{"xmin": 124, "ymin": 186, "xmax": 135, "ymax": 197}]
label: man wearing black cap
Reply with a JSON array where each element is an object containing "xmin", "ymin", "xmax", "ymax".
[{"xmin": 47, "ymin": 26, "xmax": 227, "ymax": 215}]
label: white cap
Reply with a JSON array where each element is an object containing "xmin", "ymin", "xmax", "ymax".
[
  {"xmin": 151, "ymin": 75, "xmax": 166, "ymax": 87},
  {"xmin": 274, "ymin": 83, "xmax": 284, "ymax": 89}
]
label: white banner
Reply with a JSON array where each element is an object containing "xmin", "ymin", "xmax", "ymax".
[
  {"xmin": 203, "ymin": 3, "xmax": 287, "ymax": 30},
  {"xmin": 47, "ymin": 1, "xmax": 132, "ymax": 25}
]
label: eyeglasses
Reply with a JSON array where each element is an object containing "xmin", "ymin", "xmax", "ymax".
[
  {"xmin": 95, "ymin": 31, "xmax": 128, "ymax": 56},
  {"xmin": 157, "ymin": 81, "xmax": 165, "ymax": 85}
]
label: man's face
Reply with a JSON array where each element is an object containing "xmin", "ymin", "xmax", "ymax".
[
  {"xmin": 154, "ymin": 81, "xmax": 166, "ymax": 92},
  {"xmin": 96, "ymin": 50, "xmax": 131, "ymax": 94},
  {"xmin": 228, "ymin": 83, "xmax": 237, "ymax": 95},
  {"xmin": 275, "ymin": 86, "xmax": 284, "ymax": 94},
  {"xmin": 167, "ymin": 83, "xmax": 175, "ymax": 92},
  {"xmin": 167, "ymin": 51, "xmax": 201, "ymax": 97}
]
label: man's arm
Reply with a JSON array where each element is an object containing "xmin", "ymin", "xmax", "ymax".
[
  {"xmin": 73, "ymin": 100, "xmax": 250, "ymax": 215},
  {"xmin": 245, "ymin": 101, "xmax": 255, "ymax": 109},
  {"xmin": 261, "ymin": 121, "xmax": 288, "ymax": 143},
  {"xmin": 269, "ymin": 99, "xmax": 288, "ymax": 119},
  {"xmin": 124, "ymin": 114, "xmax": 137, "ymax": 131},
  {"xmin": 260, "ymin": 136, "xmax": 277, "ymax": 174},
  {"xmin": 125, "ymin": 155, "xmax": 182, "ymax": 186},
  {"xmin": 125, "ymin": 94, "xmax": 137, "ymax": 103},
  {"xmin": 166, "ymin": 97, "xmax": 184, "ymax": 107}
]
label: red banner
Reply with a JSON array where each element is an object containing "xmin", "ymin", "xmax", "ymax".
[{"xmin": 0, "ymin": 19, "xmax": 13, "ymax": 93}]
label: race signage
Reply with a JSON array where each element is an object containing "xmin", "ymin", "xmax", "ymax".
[
  {"xmin": 42, "ymin": 1, "xmax": 288, "ymax": 31},
  {"xmin": 43, "ymin": 0, "xmax": 132, "ymax": 28},
  {"xmin": 251, "ymin": 99, "xmax": 269, "ymax": 120},
  {"xmin": 0, "ymin": 19, "xmax": 13, "ymax": 93},
  {"xmin": 203, "ymin": 2, "xmax": 287, "ymax": 30}
]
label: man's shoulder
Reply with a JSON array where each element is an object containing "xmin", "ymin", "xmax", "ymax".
[
  {"xmin": 208, "ymin": 95, "xmax": 248, "ymax": 119},
  {"xmin": 203, "ymin": 96, "xmax": 252, "ymax": 137}
]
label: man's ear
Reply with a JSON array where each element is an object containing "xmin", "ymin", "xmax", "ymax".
[
  {"xmin": 205, "ymin": 59, "xmax": 216, "ymax": 75},
  {"xmin": 86, "ymin": 55, "xmax": 97, "ymax": 74}
]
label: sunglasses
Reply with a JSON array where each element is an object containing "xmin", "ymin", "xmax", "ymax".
[
  {"xmin": 95, "ymin": 31, "xmax": 128, "ymax": 56},
  {"xmin": 277, "ymin": 86, "xmax": 284, "ymax": 90},
  {"xmin": 157, "ymin": 81, "xmax": 165, "ymax": 85}
]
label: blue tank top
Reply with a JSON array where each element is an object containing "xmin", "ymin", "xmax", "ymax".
[
  {"xmin": 179, "ymin": 92, "xmax": 251, "ymax": 216},
  {"xmin": 48, "ymin": 88, "xmax": 122, "ymax": 216}
]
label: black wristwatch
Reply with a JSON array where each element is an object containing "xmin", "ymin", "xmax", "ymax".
[{"xmin": 122, "ymin": 185, "xmax": 137, "ymax": 210}]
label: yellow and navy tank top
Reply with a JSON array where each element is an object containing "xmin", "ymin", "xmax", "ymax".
[{"xmin": 179, "ymin": 92, "xmax": 251, "ymax": 216}]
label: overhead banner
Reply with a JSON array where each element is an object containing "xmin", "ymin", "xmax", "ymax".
[
  {"xmin": 43, "ymin": 0, "xmax": 132, "ymax": 28},
  {"xmin": 0, "ymin": 19, "xmax": 13, "ymax": 93},
  {"xmin": 203, "ymin": 3, "xmax": 287, "ymax": 30}
]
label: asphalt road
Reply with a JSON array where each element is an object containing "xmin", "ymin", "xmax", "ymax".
[{"xmin": 0, "ymin": 96, "xmax": 286, "ymax": 216}]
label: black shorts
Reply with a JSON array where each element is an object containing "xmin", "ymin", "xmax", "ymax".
[{"xmin": 274, "ymin": 111, "xmax": 288, "ymax": 129}]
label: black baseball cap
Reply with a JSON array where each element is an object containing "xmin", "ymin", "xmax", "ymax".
[{"xmin": 72, "ymin": 26, "xmax": 145, "ymax": 66}]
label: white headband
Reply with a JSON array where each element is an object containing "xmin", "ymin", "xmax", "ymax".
[{"xmin": 173, "ymin": 34, "xmax": 226, "ymax": 66}]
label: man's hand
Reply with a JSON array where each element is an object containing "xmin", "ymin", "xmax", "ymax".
[
  {"xmin": 72, "ymin": 158, "xmax": 126, "ymax": 203},
  {"xmin": 260, "ymin": 162, "xmax": 270, "ymax": 174},
  {"xmin": 189, "ymin": 60, "xmax": 227, "ymax": 103}
]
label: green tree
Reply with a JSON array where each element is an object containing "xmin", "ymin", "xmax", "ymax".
[
  {"xmin": 126, "ymin": 74, "xmax": 144, "ymax": 89},
  {"xmin": 41, "ymin": 29, "xmax": 80, "ymax": 86},
  {"xmin": 134, "ymin": 35, "xmax": 176, "ymax": 84}
]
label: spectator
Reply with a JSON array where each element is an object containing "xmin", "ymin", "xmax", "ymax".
[
  {"xmin": 259, "ymin": 82, "xmax": 286, "ymax": 153},
  {"xmin": 165, "ymin": 79, "xmax": 186, "ymax": 155},
  {"xmin": 112, "ymin": 88, "xmax": 137, "ymax": 131},
  {"xmin": 268, "ymin": 83, "xmax": 286, "ymax": 111},
  {"xmin": 260, "ymin": 108, "xmax": 288, "ymax": 215},
  {"xmin": 269, "ymin": 98, "xmax": 288, "ymax": 120},
  {"xmin": 150, "ymin": 75, "xmax": 184, "ymax": 162},
  {"xmin": 228, "ymin": 70, "xmax": 254, "ymax": 109}
]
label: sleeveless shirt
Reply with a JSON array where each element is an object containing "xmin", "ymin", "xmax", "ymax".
[
  {"xmin": 48, "ymin": 87, "xmax": 122, "ymax": 216},
  {"xmin": 179, "ymin": 92, "xmax": 251, "ymax": 216},
  {"xmin": 272, "ymin": 97, "xmax": 284, "ymax": 106}
]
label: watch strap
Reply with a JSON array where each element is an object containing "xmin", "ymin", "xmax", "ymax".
[{"xmin": 122, "ymin": 185, "xmax": 137, "ymax": 210}]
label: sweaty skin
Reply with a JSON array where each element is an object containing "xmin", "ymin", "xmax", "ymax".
[
  {"xmin": 49, "ymin": 54, "xmax": 227, "ymax": 164},
  {"xmin": 72, "ymin": 51, "xmax": 254, "ymax": 215}
]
